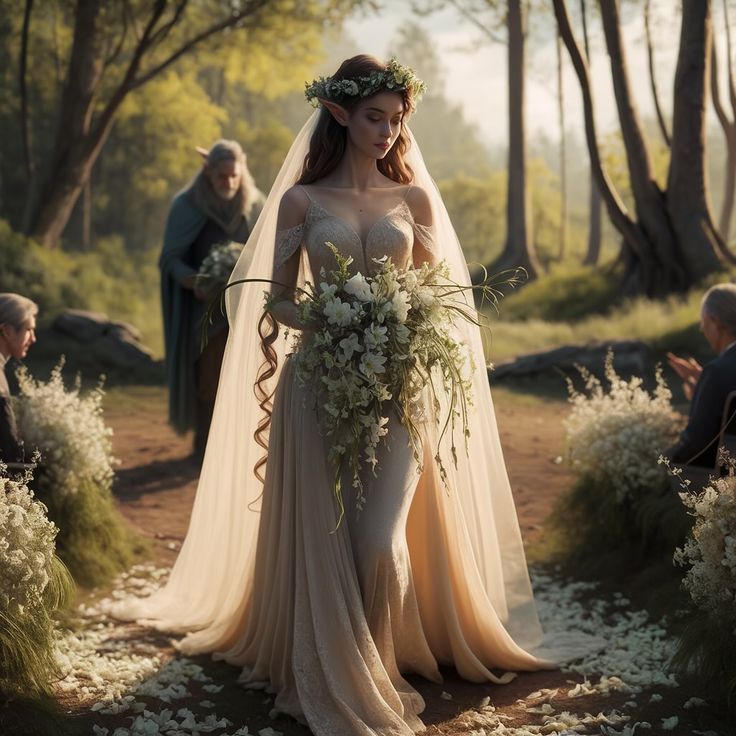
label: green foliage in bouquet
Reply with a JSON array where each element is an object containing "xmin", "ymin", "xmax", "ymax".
[
  {"xmin": 0, "ymin": 464, "xmax": 74, "ymax": 698},
  {"xmin": 671, "ymin": 458, "xmax": 736, "ymax": 699},
  {"xmin": 553, "ymin": 354, "xmax": 690, "ymax": 585},
  {"xmin": 13, "ymin": 363, "xmax": 146, "ymax": 588}
]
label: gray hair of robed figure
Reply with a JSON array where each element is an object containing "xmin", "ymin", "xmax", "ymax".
[
  {"xmin": 0, "ymin": 293, "xmax": 38, "ymax": 331},
  {"xmin": 701, "ymin": 283, "xmax": 736, "ymax": 335},
  {"xmin": 188, "ymin": 139, "xmax": 258, "ymax": 239}
]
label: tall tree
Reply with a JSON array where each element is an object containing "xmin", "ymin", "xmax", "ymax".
[
  {"xmin": 554, "ymin": 0, "xmax": 731, "ymax": 295},
  {"xmin": 711, "ymin": 0, "xmax": 736, "ymax": 244},
  {"xmin": 14, "ymin": 0, "xmax": 363, "ymax": 248},
  {"xmin": 416, "ymin": 0, "xmax": 541, "ymax": 279}
]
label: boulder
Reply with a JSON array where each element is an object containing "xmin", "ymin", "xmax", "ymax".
[
  {"xmin": 490, "ymin": 340, "xmax": 651, "ymax": 382},
  {"xmin": 31, "ymin": 309, "xmax": 161, "ymax": 383}
]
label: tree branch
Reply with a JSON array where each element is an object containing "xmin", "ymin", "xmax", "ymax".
[
  {"xmin": 447, "ymin": 0, "xmax": 506, "ymax": 45},
  {"xmin": 711, "ymin": 35, "xmax": 733, "ymax": 132},
  {"xmin": 103, "ymin": 2, "xmax": 131, "ymax": 70},
  {"xmin": 127, "ymin": 0, "xmax": 270, "ymax": 91},
  {"xmin": 644, "ymin": 0, "xmax": 671, "ymax": 147},
  {"xmin": 147, "ymin": 0, "xmax": 189, "ymax": 48}
]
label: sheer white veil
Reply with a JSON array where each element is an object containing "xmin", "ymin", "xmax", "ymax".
[{"xmin": 113, "ymin": 108, "xmax": 545, "ymax": 654}]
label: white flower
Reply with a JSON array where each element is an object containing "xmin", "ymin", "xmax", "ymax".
[
  {"xmin": 363, "ymin": 324, "xmax": 388, "ymax": 350},
  {"xmin": 344, "ymin": 273, "xmax": 373, "ymax": 302},
  {"xmin": 339, "ymin": 333, "xmax": 362, "ymax": 361},
  {"xmin": 390, "ymin": 290, "xmax": 411, "ymax": 323},
  {"xmin": 323, "ymin": 297, "xmax": 355, "ymax": 327},
  {"xmin": 320, "ymin": 281, "xmax": 338, "ymax": 298},
  {"xmin": 360, "ymin": 351, "xmax": 387, "ymax": 376}
]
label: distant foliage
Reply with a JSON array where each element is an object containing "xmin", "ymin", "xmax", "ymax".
[{"xmin": 0, "ymin": 220, "xmax": 162, "ymax": 354}]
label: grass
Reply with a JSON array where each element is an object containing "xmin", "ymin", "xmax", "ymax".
[{"xmin": 484, "ymin": 287, "xmax": 709, "ymax": 364}]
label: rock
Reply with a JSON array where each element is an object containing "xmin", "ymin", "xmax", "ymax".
[
  {"xmin": 31, "ymin": 309, "xmax": 161, "ymax": 383},
  {"xmin": 490, "ymin": 340, "xmax": 651, "ymax": 382}
]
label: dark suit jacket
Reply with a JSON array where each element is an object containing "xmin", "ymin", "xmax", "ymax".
[
  {"xmin": 669, "ymin": 343, "xmax": 736, "ymax": 467},
  {"xmin": 0, "ymin": 355, "xmax": 24, "ymax": 464}
]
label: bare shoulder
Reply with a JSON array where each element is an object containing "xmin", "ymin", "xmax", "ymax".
[
  {"xmin": 405, "ymin": 185, "xmax": 433, "ymax": 226},
  {"xmin": 277, "ymin": 185, "xmax": 310, "ymax": 230}
]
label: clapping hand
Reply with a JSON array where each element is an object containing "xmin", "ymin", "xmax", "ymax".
[{"xmin": 666, "ymin": 352, "xmax": 702, "ymax": 401}]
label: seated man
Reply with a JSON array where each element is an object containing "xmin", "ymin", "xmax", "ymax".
[{"xmin": 666, "ymin": 283, "xmax": 736, "ymax": 468}]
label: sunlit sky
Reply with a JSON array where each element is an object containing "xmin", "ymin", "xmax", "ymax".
[{"xmin": 343, "ymin": 2, "xmax": 724, "ymax": 150}]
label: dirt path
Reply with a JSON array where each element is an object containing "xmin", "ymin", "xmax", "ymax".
[
  {"xmin": 54, "ymin": 384, "xmax": 725, "ymax": 736},
  {"xmin": 106, "ymin": 386, "xmax": 572, "ymax": 567}
]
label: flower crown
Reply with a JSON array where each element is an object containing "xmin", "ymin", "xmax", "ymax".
[{"xmin": 304, "ymin": 58, "xmax": 427, "ymax": 109}]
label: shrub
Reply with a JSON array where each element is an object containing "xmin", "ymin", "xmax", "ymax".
[
  {"xmin": 672, "ymin": 462, "xmax": 736, "ymax": 696},
  {"xmin": 0, "ymin": 464, "xmax": 73, "ymax": 697},
  {"xmin": 13, "ymin": 363, "xmax": 145, "ymax": 587},
  {"xmin": 556, "ymin": 354, "xmax": 690, "ymax": 564}
]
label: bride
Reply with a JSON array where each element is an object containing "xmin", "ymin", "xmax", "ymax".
[{"xmin": 116, "ymin": 55, "xmax": 583, "ymax": 735}]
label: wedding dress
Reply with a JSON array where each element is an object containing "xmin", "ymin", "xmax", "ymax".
[{"xmin": 111, "ymin": 112, "xmax": 594, "ymax": 735}]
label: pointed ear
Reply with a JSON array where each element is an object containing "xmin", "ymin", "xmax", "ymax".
[
  {"xmin": 320, "ymin": 99, "xmax": 350, "ymax": 126},
  {"xmin": 195, "ymin": 146, "xmax": 209, "ymax": 160}
]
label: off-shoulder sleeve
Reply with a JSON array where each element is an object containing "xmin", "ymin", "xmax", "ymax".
[
  {"xmin": 274, "ymin": 223, "xmax": 304, "ymax": 271},
  {"xmin": 413, "ymin": 222, "xmax": 436, "ymax": 252}
]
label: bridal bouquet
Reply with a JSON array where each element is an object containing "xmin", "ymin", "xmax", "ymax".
[
  {"xmin": 293, "ymin": 244, "xmax": 474, "ymax": 513},
  {"xmin": 196, "ymin": 241, "xmax": 243, "ymax": 294}
]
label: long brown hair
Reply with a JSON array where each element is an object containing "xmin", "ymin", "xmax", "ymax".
[
  {"xmin": 297, "ymin": 55, "xmax": 417, "ymax": 186},
  {"xmin": 253, "ymin": 56, "xmax": 419, "ymax": 482}
]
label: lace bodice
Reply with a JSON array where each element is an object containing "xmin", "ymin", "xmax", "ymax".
[{"xmin": 275, "ymin": 189, "xmax": 435, "ymax": 275}]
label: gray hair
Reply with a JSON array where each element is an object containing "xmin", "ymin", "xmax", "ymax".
[
  {"xmin": 205, "ymin": 139, "xmax": 257, "ymax": 198},
  {"xmin": 701, "ymin": 283, "xmax": 736, "ymax": 335},
  {"xmin": 0, "ymin": 293, "xmax": 38, "ymax": 331}
]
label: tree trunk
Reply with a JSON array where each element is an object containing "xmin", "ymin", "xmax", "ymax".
[
  {"xmin": 584, "ymin": 176, "xmax": 603, "ymax": 265},
  {"xmin": 599, "ymin": 0, "xmax": 687, "ymax": 294},
  {"xmin": 721, "ymin": 137, "xmax": 736, "ymax": 244},
  {"xmin": 711, "ymin": 2, "xmax": 736, "ymax": 244},
  {"xmin": 29, "ymin": 0, "xmax": 105, "ymax": 246},
  {"xmin": 557, "ymin": 30, "xmax": 567, "ymax": 261},
  {"xmin": 667, "ymin": 0, "xmax": 732, "ymax": 275},
  {"xmin": 490, "ymin": 0, "xmax": 541, "ymax": 279},
  {"xmin": 580, "ymin": 0, "xmax": 602, "ymax": 266}
]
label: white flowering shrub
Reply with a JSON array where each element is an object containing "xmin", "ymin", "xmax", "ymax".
[
  {"xmin": 675, "ymin": 470, "xmax": 736, "ymax": 615},
  {"xmin": 14, "ymin": 362, "xmax": 115, "ymax": 498},
  {"xmin": 565, "ymin": 354, "xmax": 679, "ymax": 505},
  {"xmin": 12, "ymin": 363, "xmax": 142, "ymax": 587},
  {"xmin": 0, "ymin": 463, "xmax": 73, "ymax": 695},
  {"xmin": 671, "ymin": 461, "xmax": 736, "ymax": 693}
]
